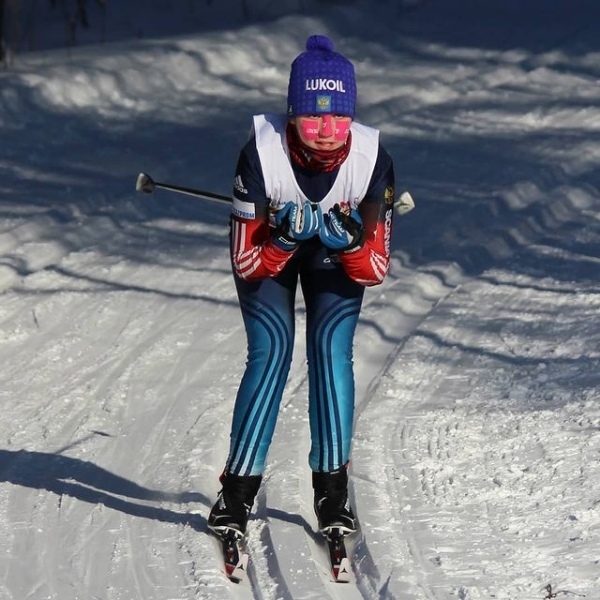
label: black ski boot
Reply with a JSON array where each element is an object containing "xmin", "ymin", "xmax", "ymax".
[
  {"xmin": 313, "ymin": 465, "xmax": 357, "ymax": 536},
  {"xmin": 208, "ymin": 472, "xmax": 262, "ymax": 537}
]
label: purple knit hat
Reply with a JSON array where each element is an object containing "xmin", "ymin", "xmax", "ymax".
[{"xmin": 287, "ymin": 35, "xmax": 357, "ymax": 118}]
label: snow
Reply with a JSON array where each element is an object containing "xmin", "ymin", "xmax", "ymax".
[{"xmin": 1, "ymin": 1, "xmax": 599, "ymax": 598}]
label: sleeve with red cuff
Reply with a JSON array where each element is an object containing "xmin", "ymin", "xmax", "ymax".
[
  {"xmin": 230, "ymin": 215, "xmax": 298, "ymax": 281},
  {"xmin": 229, "ymin": 139, "xmax": 301, "ymax": 281},
  {"xmin": 338, "ymin": 146, "xmax": 395, "ymax": 286}
]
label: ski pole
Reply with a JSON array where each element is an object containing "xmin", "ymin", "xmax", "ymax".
[
  {"xmin": 135, "ymin": 172, "xmax": 232, "ymax": 206},
  {"xmin": 136, "ymin": 172, "xmax": 415, "ymax": 216}
]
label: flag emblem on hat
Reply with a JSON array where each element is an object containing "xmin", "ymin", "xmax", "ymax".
[{"xmin": 316, "ymin": 95, "xmax": 332, "ymax": 112}]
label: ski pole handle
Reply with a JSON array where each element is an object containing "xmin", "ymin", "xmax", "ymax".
[{"xmin": 136, "ymin": 172, "xmax": 232, "ymax": 205}]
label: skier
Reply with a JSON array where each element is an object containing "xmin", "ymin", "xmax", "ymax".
[{"xmin": 208, "ymin": 34, "xmax": 396, "ymax": 539}]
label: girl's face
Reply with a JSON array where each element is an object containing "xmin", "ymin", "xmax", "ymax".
[{"xmin": 292, "ymin": 114, "xmax": 352, "ymax": 151}]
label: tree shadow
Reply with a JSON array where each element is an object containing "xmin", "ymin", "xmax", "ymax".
[{"xmin": 0, "ymin": 448, "xmax": 209, "ymax": 532}]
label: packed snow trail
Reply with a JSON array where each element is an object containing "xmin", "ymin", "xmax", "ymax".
[{"xmin": 1, "ymin": 1, "xmax": 600, "ymax": 599}]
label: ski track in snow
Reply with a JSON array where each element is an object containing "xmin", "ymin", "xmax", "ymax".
[
  {"xmin": 357, "ymin": 257, "xmax": 600, "ymax": 600},
  {"xmin": 1, "ymin": 1, "xmax": 600, "ymax": 599}
]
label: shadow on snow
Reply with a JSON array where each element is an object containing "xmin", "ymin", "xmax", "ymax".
[{"xmin": 0, "ymin": 447, "xmax": 210, "ymax": 531}]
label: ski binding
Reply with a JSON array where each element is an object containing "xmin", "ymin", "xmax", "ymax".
[{"xmin": 218, "ymin": 529, "xmax": 248, "ymax": 584}]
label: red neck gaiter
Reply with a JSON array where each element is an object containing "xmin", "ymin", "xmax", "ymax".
[{"xmin": 286, "ymin": 122, "xmax": 351, "ymax": 173}]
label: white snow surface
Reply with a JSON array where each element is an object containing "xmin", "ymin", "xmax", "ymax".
[{"xmin": 1, "ymin": 1, "xmax": 599, "ymax": 599}]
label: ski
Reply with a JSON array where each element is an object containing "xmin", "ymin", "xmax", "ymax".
[
  {"xmin": 218, "ymin": 529, "xmax": 248, "ymax": 584},
  {"xmin": 325, "ymin": 528, "xmax": 352, "ymax": 583}
]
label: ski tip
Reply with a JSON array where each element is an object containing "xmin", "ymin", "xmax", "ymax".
[
  {"xmin": 225, "ymin": 552, "xmax": 248, "ymax": 584},
  {"xmin": 332, "ymin": 557, "xmax": 352, "ymax": 583},
  {"xmin": 218, "ymin": 530, "xmax": 248, "ymax": 584}
]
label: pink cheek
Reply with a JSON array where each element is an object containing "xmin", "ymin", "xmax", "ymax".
[
  {"xmin": 300, "ymin": 120, "xmax": 320, "ymax": 141},
  {"xmin": 334, "ymin": 121, "xmax": 351, "ymax": 142}
]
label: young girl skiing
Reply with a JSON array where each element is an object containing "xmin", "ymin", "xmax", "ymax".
[{"xmin": 209, "ymin": 34, "xmax": 396, "ymax": 539}]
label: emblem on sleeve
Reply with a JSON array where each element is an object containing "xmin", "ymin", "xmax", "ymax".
[{"xmin": 384, "ymin": 186, "xmax": 394, "ymax": 205}]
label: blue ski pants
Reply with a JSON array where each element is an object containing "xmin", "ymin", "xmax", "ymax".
[{"xmin": 225, "ymin": 243, "xmax": 365, "ymax": 476}]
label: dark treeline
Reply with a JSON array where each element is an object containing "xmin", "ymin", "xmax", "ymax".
[{"xmin": 1, "ymin": 0, "xmax": 108, "ymax": 65}]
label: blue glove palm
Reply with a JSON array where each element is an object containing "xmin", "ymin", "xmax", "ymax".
[
  {"xmin": 319, "ymin": 204, "xmax": 364, "ymax": 252},
  {"xmin": 273, "ymin": 201, "xmax": 322, "ymax": 250}
]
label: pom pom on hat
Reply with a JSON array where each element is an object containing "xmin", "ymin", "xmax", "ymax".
[
  {"xmin": 305, "ymin": 34, "xmax": 335, "ymax": 52},
  {"xmin": 287, "ymin": 35, "xmax": 357, "ymax": 118}
]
